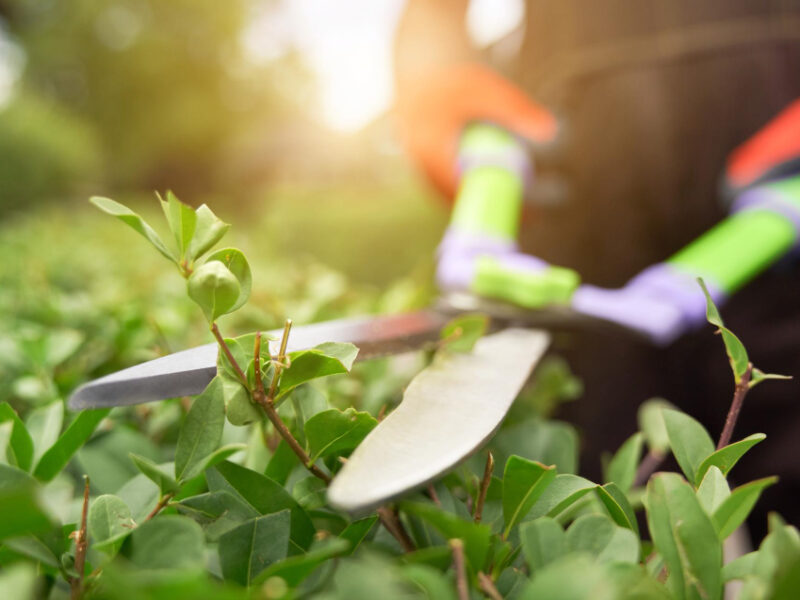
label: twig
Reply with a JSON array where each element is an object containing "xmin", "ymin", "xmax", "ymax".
[
  {"xmin": 70, "ymin": 476, "xmax": 90, "ymax": 600},
  {"xmin": 717, "ymin": 363, "xmax": 753, "ymax": 450},
  {"xmin": 145, "ymin": 492, "xmax": 174, "ymax": 521},
  {"xmin": 268, "ymin": 320, "xmax": 292, "ymax": 399},
  {"xmin": 428, "ymin": 484, "xmax": 442, "ymax": 507},
  {"xmin": 254, "ymin": 331, "xmax": 264, "ymax": 395},
  {"xmin": 211, "ymin": 322, "xmax": 248, "ymax": 389},
  {"xmin": 478, "ymin": 571, "xmax": 503, "ymax": 600},
  {"xmin": 474, "ymin": 451, "xmax": 494, "ymax": 523},
  {"xmin": 633, "ymin": 449, "xmax": 665, "ymax": 488},
  {"xmin": 377, "ymin": 506, "xmax": 416, "ymax": 553},
  {"xmin": 450, "ymin": 539, "xmax": 469, "ymax": 600}
]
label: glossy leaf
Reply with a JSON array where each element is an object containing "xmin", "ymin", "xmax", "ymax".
[
  {"xmin": 502, "ymin": 456, "xmax": 556, "ymax": 537},
  {"xmin": 33, "ymin": 408, "xmax": 109, "ymax": 482},
  {"xmin": 189, "ymin": 204, "xmax": 230, "ymax": 259},
  {"xmin": 252, "ymin": 538, "xmax": 350, "ymax": 587},
  {"xmin": 340, "ymin": 516, "xmax": 377, "ymax": 555},
  {"xmin": 663, "ymin": 408, "xmax": 715, "ymax": 486},
  {"xmin": 526, "ymin": 473, "xmax": 595, "ymax": 520},
  {"xmin": 221, "ymin": 376, "xmax": 259, "ymax": 427},
  {"xmin": 125, "ymin": 515, "xmax": 205, "ymax": 571},
  {"xmin": 130, "ymin": 454, "xmax": 180, "ymax": 495},
  {"xmin": 187, "ymin": 260, "xmax": 240, "ymax": 322},
  {"xmin": 645, "ymin": 473, "xmax": 722, "ymax": 600},
  {"xmin": 699, "ymin": 278, "xmax": 748, "ymax": 381},
  {"xmin": 439, "ymin": 313, "xmax": 489, "ymax": 352},
  {"xmin": 89, "ymin": 494, "xmax": 135, "ymax": 553},
  {"xmin": 520, "ymin": 517, "xmax": 566, "ymax": 572},
  {"xmin": 638, "ymin": 398, "xmax": 675, "ymax": 455},
  {"xmin": 90, "ymin": 196, "xmax": 176, "ymax": 262},
  {"xmin": 694, "ymin": 433, "xmax": 766, "ymax": 486},
  {"xmin": 218, "ymin": 510, "xmax": 291, "ymax": 585},
  {"xmin": 0, "ymin": 402, "xmax": 34, "ymax": 471},
  {"xmin": 596, "ymin": 483, "xmax": 639, "ymax": 536},
  {"xmin": 695, "ymin": 466, "xmax": 730, "ymax": 514},
  {"xmin": 278, "ymin": 342, "xmax": 359, "ymax": 398},
  {"xmin": 177, "ymin": 490, "xmax": 259, "ymax": 541},
  {"xmin": 204, "ymin": 248, "xmax": 251, "ymax": 313},
  {"xmin": 159, "ymin": 190, "xmax": 197, "ymax": 261},
  {"xmin": 175, "ymin": 377, "xmax": 226, "ymax": 481},
  {"xmin": 712, "ymin": 477, "xmax": 777, "ymax": 541},
  {"xmin": 604, "ymin": 432, "xmax": 643, "ymax": 493},
  {"xmin": 25, "ymin": 401, "xmax": 63, "ymax": 467},
  {"xmin": 304, "ymin": 408, "xmax": 377, "ymax": 462},
  {"xmin": 401, "ymin": 501, "xmax": 492, "ymax": 572},
  {"xmin": 206, "ymin": 461, "xmax": 315, "ymax": 552},
  {"xmin": 749, "ymin": 368, "xmax": 791, "ymax": 388},
  {"xmin": 566, "ymin": 513, "xmax": 639, "ymax": 564}
]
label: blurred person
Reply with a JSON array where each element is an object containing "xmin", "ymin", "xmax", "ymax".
[{"xmin": 394, "ymin": 0, "xmax": 800, "ymax": 536}]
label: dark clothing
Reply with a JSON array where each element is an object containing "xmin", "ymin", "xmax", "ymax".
[{"xmin": 512, "ymin": 0, "xmax": 800, "ymax": 538}]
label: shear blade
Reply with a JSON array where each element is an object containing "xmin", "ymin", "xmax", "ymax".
[{"xmin": 327, "ymin": 327, "xmax": 550, "ymax": 515}]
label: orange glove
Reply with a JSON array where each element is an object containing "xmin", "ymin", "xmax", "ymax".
[{"xmin": 395, "ymin": 63, "xmax": 559, "ymax": 198}]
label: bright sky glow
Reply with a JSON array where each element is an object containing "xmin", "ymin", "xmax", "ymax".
[{"xmin": 245, "ymin": 0, "xmax": 525, "ymax": 133}]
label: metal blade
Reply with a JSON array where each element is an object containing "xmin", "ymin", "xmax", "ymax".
[
  {"xmin": 327, "ymin": 327, "xmax": 550, "ymax": 515},
  {"xmin": 69, "ymin": 310, "xmax": 449, "ymax": 410}
]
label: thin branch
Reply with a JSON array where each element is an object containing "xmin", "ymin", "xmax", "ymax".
[
  {"xmin": 268, "ymin": 319, "xmax": 292, "ymax": 399},
  {"xmin": 450, "ymin": 539, "xmax": 469, "ymax": 600},
  {"xmin": 717, "ymin": 363, "xmax": 753, "ymax": 450},
  {"xmin": 474, "ymin": 451, "xmax": 494, "ymax": 523},
  {"xmin": 145, "ymin": 492, "xmax": 175, "ymax": 521},
  {"xmin": 70, "ymin": 476, "xmax": 90, "ymax": 600},
  {"xmin": 377, "ymin": 506, "xmax": 416, "ymax": 553},
  {"xmin": 478, "ymin": 572, "xmax": 503, "ymax": 600},
  {"xmin": 254, "ymin": 331, "xmax": 264, "ymax": 395},
  {"xmin": 211, "ymin": 322, "xmax": 248, "ymax": 389},
  {"xmin": 428, "ymin": 484, "xmax": 442, "ymax": 507},
  {"xmin": 633, "ymin": 449, "xmax": 665, "ymax": 488}
]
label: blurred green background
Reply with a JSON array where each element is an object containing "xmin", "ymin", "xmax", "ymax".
[{"xmin": 0, "ymin": 0, "xmax": 448, "ymax": 409}]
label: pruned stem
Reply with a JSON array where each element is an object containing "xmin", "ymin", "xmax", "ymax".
[
  {"xmin": 268, "ymin": 319, "xmax": 292, "ymax": 399},
  {"xmin": 633, "ymin": 449, "xmax": 664, "ymax": 488},
  {"xmin": 377, "ymin": 506, "xmax": 416, "ymax": 553},
  {"xmin": 145, "ymin": 492, "xmax": 175, "ymax": 522},
  {"xmin": 478, "ymin": 572, "xmax": 503, "ymax": 600},
  {"xmin": 474, "ymin": 451, "xmax": 494, "ymax": 523},
  {"xmin": 70, "ymin": 476, "xmax": 90, "ymax": 600},
  {"xmin": 717, "ymin": 362, "xmax": 753, "ymax": 450},
  {"xmin": 450, "ymin": 539, "xmax": 469, "ymax": 600},
  {"xmin": 211, "ymin": 322, "xmax": 248, "ymax": 389}
]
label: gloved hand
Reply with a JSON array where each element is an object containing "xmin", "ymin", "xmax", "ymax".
[{"xmin": 436, "ymin": 123, "xmax": 579, "ymax": 308}]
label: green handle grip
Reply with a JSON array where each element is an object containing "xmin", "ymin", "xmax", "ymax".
[
  {"xmin": 450, "ymin": 124, "xmax": 526, "ymax": 241},
  {"xmin": 668, "ymin": 176, "xmax": 800, "ymax": 293}
]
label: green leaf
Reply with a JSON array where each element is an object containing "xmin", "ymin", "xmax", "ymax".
[
  {"xmin": 205, "ymin": 248, "xmax": 251, "ymax": 313},
  {"xmin": 742, "ymin": 515, "xmax": 800, "ymax": 598},
  {"xmin": 90, "ymin": 196, "xmax": 177, "ymax": 262},
  {"xmin": 696, "ymin": 466, "xmax": 730, "ymax": 514},
  {"xmin": 187, "ymin": 260, "xmax": 240, "ymax": 322},
  {"xmin": 439, "ymin": 313, "xmax": 489, "ymax": 352},
  {"xmin": 206, "ymin": 461, "xmax": 315, "ymax": 552},
  {"xmin": 124, "ymin": 515, "xmax": 205, "ymax": 571},
  {"xmin": 721, "ymin": 551, "xmax": 758, "ymax": 582},
  {"xmin": 644, "ymin": 473, "xmax": 722, "ymax": 600},
  {"xmin": 252, "ymin": 538, "xmax": 350, "ymax": 587},
  {"xmin": 304, "ymin": 408, "xmax": 377, "ymax": 463},
  {"xmin": 0, "ymin": 564, "xmax": 37, "ymax": 600},
  {"xmin": 749, "ymin": 368, "xmax": 791, "ymax": 388},
  {"xmin": 293, "ymin": 476, "xmax": 327, "ymax": 510},
  {"xmin": 698, "ymin": 278, "xmax": 749, "ymax": 381},
  {"xmin": 638, "ymin": 398, "xmax": 675, "ymax": 455},
  {"xmin": 129, "ymin": 454, "xmax": 180, "ymax": 495},
  {"xmin": 401, "ymin": 501, "xmax": 492, "ymax": 572},
  {"xmin": 265, "ymin": 440, "xmax": 300, "ymax": 486},
  {"xmin": 25, "ymin": 401, "xmax": 63, "ymax": 467},
  {"xmin": 278, "ymin": 342, "xmax": 359, "ymax": 397},
  {"xmin": 175, "ymin": 377, "xmax": 226, "ymax": 481},
  {"xmin": 340, "ymin": 516, "xmax": 377, "ymax": 555},
  {"xmin": 89, "ymin": 494, "xmax": 135, "ymax": 554},
  {"xmin": 566, "ymin": 513, "xmax": 640, "ymax": 564},
  {"xmin": 221, "ymin": 376, "xmax": 260, "ymax": 427},
  {"xmin": 177, "ymin": 490, "xmax": 259, "ymax": 541},
  {"xmin": 159, "ymin": 190, "xmax": 197, "ymax": 261},
  {"xmin": 502, "ymin": 456, "xmax": 556, "ymax": 537},
  {"xmin": 662, "ymin": 408, "xmax": 715, "ymax": 486},
  {"xmin": 218, "ymin": 510, "xmax": 291, "ymax": 585},
  {"xmin": 520, "ymin": 517, "xmax": 566, "ymax": 572},
  {"xmin": 33, "ymin": 408, "xmax": 109, "ymax": 482},
  {"xmin": 526, "ymin": 473, "xmax": 596, "ymax": 520},
  {"xmin": 712, "ymin": 477, "xmax": 777, "ymax": 541},
  {"xmin": 604, "ymin": 432, "xmax": 643, "ymax": 493},
  {"xmin": 0, "ymin": 403, "xmax": 34, "ymax": 471},
  {"xmin": 0, "ymin": 465, "xmax": 51, "ymax": 540},
  {"xmin": 189, "ymin": 204, "xmax": 230, "ymax": 259},
  {"xmin": 595, "ymin": 483, "xmax": 639, "ymax": 536},
  {"xmin": 694, "ymin": 433, "xmax": 765, "ymax": 486}
]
